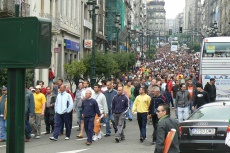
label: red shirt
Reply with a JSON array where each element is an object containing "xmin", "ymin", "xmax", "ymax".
[
  {"xmin": 49, "ymin": 71, "xmax": 55, "ymax": 79},
  {"xmin": 41, "ymin": 87, "xmax": 47, "ymax": 95},
  {"xmin": 67, "ymin": 91, "xmax": 74, "ymax": 101},
  {"xmin": 167, "ymin": 80, "xmax": 173, "ymax": 92}
]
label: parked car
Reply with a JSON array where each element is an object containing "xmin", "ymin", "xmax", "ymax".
[{"xmin": 180, "ymin": 102, "xmax": 230, "ymax": 153}]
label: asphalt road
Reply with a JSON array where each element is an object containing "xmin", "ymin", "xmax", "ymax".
[{"xmin": 0, "ymin": 113, "xmax": 159, "ymax": 153}]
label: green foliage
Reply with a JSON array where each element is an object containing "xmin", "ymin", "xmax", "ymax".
[
  {"xmin": 64, "ymin": 60, "xmax": 86, "ymax": 91},
  {"xmin": 146, "ymin": 45, "xmax": 157, "ymax": 60},
  {"xmin": 0, "ymin": 69, "xmax": 7, "ymax": 87},
  {"xmin": 188, "ymin": 43, "xmax": 201, "ymax": 52},
  {"xmin": 82, "ymin": 52, "xmax": 136, "ymax": 80},
  {"xmin": 0, "ymin": 69, "xmax": 34, "ymax": 88}
]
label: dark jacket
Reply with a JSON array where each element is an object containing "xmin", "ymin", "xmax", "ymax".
[
  {"xmin": 82, "ymin": 98, "xmax": 100, "ymax": 118},
  {"xmin": 149, "ymin": 95, "xmax": 166, "ymax": 115},
  {"xmin": 104, "ymin": 89, "xmax": 117, "ymax": 111},
  {"xmin": 193, "ymin": 90, "xmax": 210, "ymax": 108},
  {"xmin": 112, "ymin": 94, "xmax": 129, "ymax": 114},
  {"xmin": 155, "ymin": 116, "xmax": 180, "ymax": 153},
  {"xmin": 133, "ymin": 85, "xmax": 140, "ymax": 98},
  {"xmin": 204, "ymin": 82, "xmax": 216, "ymax": 101},
  {"xmin": 45, "ymin": 93, "xmax": 56, "ymax": 115}
]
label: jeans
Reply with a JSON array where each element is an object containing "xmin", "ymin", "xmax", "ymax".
[
  {"xmin": 178, "ymin": 106, "xmax": 189, "ymax": 123},
  {"xmin": 25, "ymin": 113, "xmax": 31, "ymax": 139},
  {"xmin": 0, "ymin": 116, "xmax": 6, "ymax": 140},
  {"xmin": 105, "ymin": 111, "xmax": 117, "ymax": 135},
  {"xmin": 137, "ymin": 113, "xmax": 148, "ymax": 139},
  {"xmin": 77, "ymin": 107, "xmax": 82, "ymax": 125},
  {"xmin": 128, "ymin": 101, "xmax": 134, "ymax": 119},
  {"xmin": 167, "ymin": 92, "xmax": 174, "ymax": 107},
  {"xmin": 53, "ymin": 113, "xmax": 71, "ymax": 139}
]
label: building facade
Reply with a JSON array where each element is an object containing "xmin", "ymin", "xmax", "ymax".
[{"xmin": 147, "ymin": 0, "xmax": 166, "ymax": 41}]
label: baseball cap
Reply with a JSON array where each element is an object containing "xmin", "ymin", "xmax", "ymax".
[
  {"xmin": 35, "ymin": 85, "xmax": 41, "ymax": 89},
  {"xmin": 196, "ymin": 83, "xmax": 203, "ymax": 88}
]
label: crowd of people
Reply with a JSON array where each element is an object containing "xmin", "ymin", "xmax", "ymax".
[{"xmin": 0, "ymin": 44, "xmax": 217, "ymax": 152}]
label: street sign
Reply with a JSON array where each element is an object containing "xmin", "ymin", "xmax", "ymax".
[{"xmin": 0, "ymin": 17, "xmax": 51, "ymax": 68}]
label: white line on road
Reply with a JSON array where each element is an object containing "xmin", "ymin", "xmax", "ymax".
[
  {"xmin": 0, "ymin": 145, "xmax": 6, "ymax": 148},
  {"xmin": 57, "ymin": 149, "xmax": 89, "ymax": 153}
]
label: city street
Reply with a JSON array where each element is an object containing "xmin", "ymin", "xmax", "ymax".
[{"xmin": 0, "ymin": 114, "xmax": 161, "ymax": 153}]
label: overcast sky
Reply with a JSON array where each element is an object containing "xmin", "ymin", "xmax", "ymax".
[{"xmin": 164, "ymin": 0, "xmax": 185, "ymax": 19}]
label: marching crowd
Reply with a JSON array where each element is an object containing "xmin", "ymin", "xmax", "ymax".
[{"xmin": 0, "ymin": 45, "xmax": 217, "ymax": 153}]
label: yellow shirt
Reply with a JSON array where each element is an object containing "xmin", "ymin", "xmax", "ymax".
[
  {"xmin": 34, "ymin": 93, "xmax": 46, "ymax": 113},
  {"xmin": 124, "ymin": 85, "xmax": 133, "ymax": 99},
  {"xmin": 132, "ymin": 94, "xmax": 151, "ymax": 113}
]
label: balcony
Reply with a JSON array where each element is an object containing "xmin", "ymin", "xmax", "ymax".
[
  {"xmin": 148, "ymin": 8, "xmax": 166, "ymax": 13},
  {"xmin": 148, "ymin": 1, "xmax": 165, "ymax": 6},
  {"xmin": 148, "ymin": 15, "xmax": 166, "ymax": 19},
  {"xmin": 39, "ymin": 13, "xmax": 61, "ymax": 32},
  {"xmin": 0, "ymin": 0, "xmax": 30, "ymax": 17}
]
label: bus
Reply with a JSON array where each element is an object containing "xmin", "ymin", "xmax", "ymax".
[
  {"xmin": 199, "ymin": 37, "xmax": 230, "ymax": 100},
  {"xmin": 171, "ymin": 41, "xmax": 179, "ymax": 51}
]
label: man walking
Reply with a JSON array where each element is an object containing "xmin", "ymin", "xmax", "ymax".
[
  {"xmin": 192, "ymin": 83, "xmax": 210, "ymax": 110},
  {"xmin": 112, "ymin": 86, "xmax": 129, "ymax": 143},
  {"xmin": 103, "ymin": 81, "xmax": 118, "ymax": 137},
  {"xmin": 31, "ymin": 85, "xmax": 46, "ymax": 139},
  {"xmin": 204, "ymin": 78, "xmax": 216, "ymax": 102},
  {"xmin": 25, "ymin": 88, "xmax": 35, "ymax": 142},
  {"xmin": 49, "ymin": 85, "xmax": 73, "ymax": 141},
  {"xmin": 123, "ymin": 80, "xmax": 133, "ymax": 121},
  {"xmin": 132, "ymin": 87, "xmax": 151, "ymax": 142},
  {"xmin": 45, "ymin": 86, "xmax": 56, "ymax": 134},
  {"xmin": 175, "ymin": 83, "xmax": 190, "ymax": 123},
  {"xmin": 82, "ymin": 90, "xmax": 101, "ymax": 145},
  {"xmin": 0, "ymin": 87, "xmax": 7, "ymax": 142},
  {"xmin": 155, "ymin": 103, "xmax": 180, "ymax": 153},
  {"xmin": 186, "ymin": 79, "xmax": 196, "ymax": 113},
  {"xmin": 92, "ymin": 84, "xmax": 108, "ymax": 141},
  {"xmin": 148, "ymin": 87, "xmax": 165, "ymax": 144}
]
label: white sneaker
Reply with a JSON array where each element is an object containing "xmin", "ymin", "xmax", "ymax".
[
  {"xmin": 30, "ymin": 134, "xmax": 35, "ymax": 138},
  {"xmin": 65, "ymin": 137, "xmax": 70, "ymax": 140},
  {"xmin": 35, "ymin": 135, "xmax": 41, "ymax": 139},
  {"xmin": 98, "ymin": 133, "xmax": 102, "ymax": 139},
  {"xmin": 100, "ymin": 131, "xmax": 105, "ymax": 136},
  {"xmin": 92, "ymin": 135, "xmax": 98, "ymax": 141},
  {"xmin": 103, "ymin": 123, "xmax": 106, "ymax": 127}
]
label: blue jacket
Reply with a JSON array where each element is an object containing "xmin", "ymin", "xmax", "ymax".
[
  {"xmin": 104, "ymin": 89, "xmax": 117, "ymax": 111},
  {"xmin": 82, "ymin": 98, "xmax": 100, "ymax": 118},
  {"xmin": 25, "ymin": 89, "xmax": 35, "ymax": 116},
  {"xmin": 55, "ymin": 91, "xmax": 73, "ymax": 114},
  {"xmin": 112, "ymin": 94, "xmax": 129, "ymax": 114}
]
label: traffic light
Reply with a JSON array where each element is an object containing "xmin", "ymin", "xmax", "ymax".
[
  {"xmin": 169, "ymin": 29, "xmax": 172, "ymax": 35},
  {"xmin": 179, "ymin": 27, "xmax": 183, "ymax": 33}
]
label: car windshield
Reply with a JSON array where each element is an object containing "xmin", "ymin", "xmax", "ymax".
[{"xmin": 188, "ymin": 106, "xmax": 230, "ymax": 120}]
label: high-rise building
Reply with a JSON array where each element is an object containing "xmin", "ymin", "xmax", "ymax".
[{"xmin": 147, "ymin": 0, "xmax": 166, "ymax": 40}]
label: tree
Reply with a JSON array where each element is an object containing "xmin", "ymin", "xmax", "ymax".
[
  {"xmin": 64, "ymin": 61, "xmax": 86, "ymax": 92},
  {"xmin": 145, "ymin": 45, "xmax": 157, "ymax": 60},
  {"xmin": 0, "ymin": 68, "xmax": 7, "ymax": 88},
  {"xmin": 188, "ymin": 43, "xmax": 201, "ymax": 53},
  {"xmin": 83, "ymin": 52, "xmax": 118, "ymax": 82}
]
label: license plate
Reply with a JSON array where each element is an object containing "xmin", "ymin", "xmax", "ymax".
[{"xmin": 191, "ymin": 128, "xmax": 215, "ymax": 135}]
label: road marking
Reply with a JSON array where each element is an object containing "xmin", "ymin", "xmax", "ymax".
[
  {"xmin": 0, "ymin": 145, "xmax": 6, "ymax": 148},
  {"xmin": 57, "ymin": 149, "xmax": 89, "ymax": 153},
  {"xmin": 75, "ymin": 138, "xmax": 87, "ymax": 141}
]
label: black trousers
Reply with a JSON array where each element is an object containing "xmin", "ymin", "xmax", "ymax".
[
  {"xmin": 44, "ymin": 108, "xmax": 54, "ymax": 133},
  {"xmin": 151, "ymin": 114, "xmax": 159, "ymax": 141}
]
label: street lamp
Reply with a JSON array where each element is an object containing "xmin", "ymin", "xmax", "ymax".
[
  {"xmin": 127, "ymin": 20, "xmax": 131, "ymax": 53},
  {"xmin": 140, "ymin": 28, "xmax": 145, "ymax": 62},
  {"xmin": 115, "ymin": 14, "xmax": 121, "ymax": 52},
  {"xmin": 87, "ymin": 0, "xmax": 99, "ymax": 87},
  {"xmin": 206, "ymin": 21, "xmax": 219, "ymax": 37}
]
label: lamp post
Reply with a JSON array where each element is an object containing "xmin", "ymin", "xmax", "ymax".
[
  {"xmin": 87, "ymin": 0, "xmax": 99, "ymax": 87},
  {"xmin": 140, "ymin": 28, "xmax": 144, "ymax": 62},
  {"xmin": 115, "ymin": 14, "xmax": 121, "ymax": 52},
  {"xmin": 206, "ymin": 21, "xmax": 219, "ymax": 37},
  {"xmin": 127, "ymin": 20, "xmax": 131, "ymax": 53},
  {"xmin": 158, "ymin": 30, "xmax": 160, "ymax": 48}
]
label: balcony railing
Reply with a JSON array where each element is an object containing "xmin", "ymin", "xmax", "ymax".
[
  {"xmin": 148, "ymin": 8, "xmax": 166, "ymax": 13},
  {"xmin": 148, "ymin": 1, "xmax": 165, "ymax": 6}
]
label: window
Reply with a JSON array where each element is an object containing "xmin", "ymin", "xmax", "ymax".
[
  {"xmin": 189, "ymin": 106, "xmax": 230, "ymax": 120},
  {"xmin": 66, "ymin": 0, "xmax": 69, "ymax": 17},
  {"xmin": 203, "ymin": 42, "xmax": 230, "ymax": 57}
]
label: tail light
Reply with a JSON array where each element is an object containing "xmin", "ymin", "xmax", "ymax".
[
  {"xmin": 179, "ymin": 126, "xmax": 182, "ymax": 135},
  {"xmin": 227, "ymin": 126, "xmax": 230, "ymax": 133}
]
